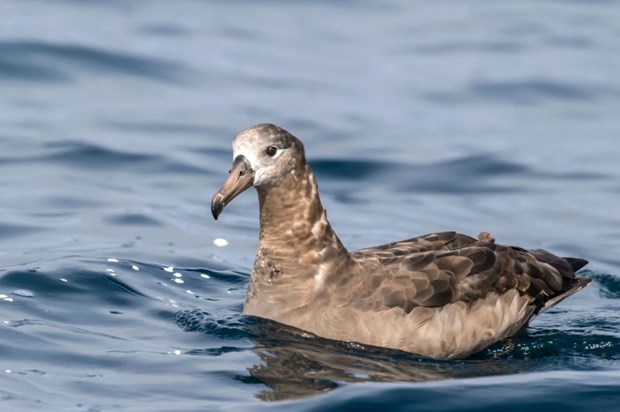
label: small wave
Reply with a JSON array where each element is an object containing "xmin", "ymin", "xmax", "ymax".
[
  {"xmin": 0, "ymin": 223, "xmax": 43, "ymax": 239},
  {"xmin": 291, "ymin": 370, "xmax": 620, "ymax": 412},
  {"xmin": 0, "ymin": 140, "xmax": 209, "ymax": 175},
  {"xmin": 42, "ymin": 196, "xmax": 101, "ymax": 209},
  {"xmin": 312, "ymin": 154, "xmax": 609, "ymax": 197},
  {"xmin": 0, "ymin": 40, "xmax": 191, "ymax": 83},
  {"xmin": 138, "ymin": 24, "xmax": 190, "ymax": 37},
  {"xmin": 0, "ymin": 265, "xmax": 149, "ymax": 305},
  {"xmin": 312, "ymin": 155, "xmax": 528, "ymax": 194},
  {"xmin": 404, "ymin": 154, "xmax": 529, "ymax": 194},
  {"xmin": 43, "ymin": 141, "xmax": 158, "ymax": 169},
  {"xmin": 104, "ymin": 213, "xmax": 163, "ymax": 227},
  {"xmin": 311, "ymin": 159, "xmax": 394, "ymax": 181},
  {"xmin": 413, "ymin": 40, "xmax": 525, "ymax": 55},
  {"xmin": 426, "ymin": 79, "xmax": 619, "ymax": 105},
  {"xmin": 512, "ymin": 330, "xmax": 620, "ymax": 360},
  {"xmin": 589, "ymin": 272, "xmax": 620, "ymax": 299},
  {"xmin": 471, "ymin": 80, "xmax": 606, "ymax": 103},
  {"xmin": 102, "ymin": 120, "xmax": 225, "ymax": 136},
  {"xmin": 183, "ymin": 267, "xmax": 248, "ymax": 285},
  {"xmin": 174, "ymin": 308, "xmax": 250, "ymax": 340}
]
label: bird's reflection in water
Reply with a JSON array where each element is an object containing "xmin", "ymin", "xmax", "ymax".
[{"xmin": 175, "ymin": 310, "xmax": 527, "ymax": 401}]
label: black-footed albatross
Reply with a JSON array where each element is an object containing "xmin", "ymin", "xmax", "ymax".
[{"xmin": 211, "ymin": 123, "xmax": 591, "ymax": 359}]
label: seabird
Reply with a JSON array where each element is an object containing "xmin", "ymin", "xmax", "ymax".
[{"xmin": 211, "ymin": 123, "xmax": 591, "ymax": 359}]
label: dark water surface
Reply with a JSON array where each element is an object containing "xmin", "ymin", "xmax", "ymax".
[{"xmin": 1, "ymin": 0, "xmax": 620, "ymax": 410}]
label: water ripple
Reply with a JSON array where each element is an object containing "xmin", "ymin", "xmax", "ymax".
[
  {"xmin": 0, "ymin": 223, "xmax": 43, "ymax": 239},
  {"xmin": 174, "ymin": 308, "xmax": 250, "ymax": 340},
  {"xmin": 414, "ymin": 41, "xmax": 525, "ymax": 55},
  {"xmin": 285, "ymin": 371, "xmax": 620, "ymax": 412},
  {"xmin": 0, "ymin": 140, "xmax": 209, "ymax": 175},
  {"xmin": 426, "ymin": 79, "xmax": 620, "ymax": 104},
  {"xmin": 590, "ymin": 272, "xmax": 620, "ymax": 299},
  {"xmin": 44, "ymin": 141, "xmax": 155, "ymax": 168},
  {"xmin": 312, "ymin": 154, "xmax": 608, "ymax": 196},
  {"xmin": 0, "ymin": 40, "xmax": 190, "ymax": 83},
  {"xmin": 104, "ymin": 213, "xmax": 163, "ymax": 227}
]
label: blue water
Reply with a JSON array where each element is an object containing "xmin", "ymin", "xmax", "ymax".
[{"xmin": 1, "ymin": 0, "xmax": 620, "ymax": 410}]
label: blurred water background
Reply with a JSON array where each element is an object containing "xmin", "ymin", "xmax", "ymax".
[{"xmin": 1, "ymin": 0, "xmax": 619, "ymax": 411}]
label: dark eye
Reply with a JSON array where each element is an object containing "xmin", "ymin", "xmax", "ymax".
[{"xmin": 265, "ymin": 146, "xmax": 278, "ymax": 157}]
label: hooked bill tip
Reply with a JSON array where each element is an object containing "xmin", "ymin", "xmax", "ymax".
[
  {"xmin": 211, "ymin": 204, "xmax": 222, "ymax": 220},
  {"xmin": 211, "ymin": 196, "xmax": 224, "ymax": 220}
]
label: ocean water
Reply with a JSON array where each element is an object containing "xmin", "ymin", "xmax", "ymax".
[{"xmin": 1, "ymin": 0, "xmax": 620, "ymax": 410}]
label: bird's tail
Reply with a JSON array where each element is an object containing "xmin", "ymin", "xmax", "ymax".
[{"xmin": 563, "ymin": 257, "xmax": 589, "ymax": 272}]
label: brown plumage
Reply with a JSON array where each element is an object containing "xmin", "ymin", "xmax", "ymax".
[{"xmin": 211, "ymin": 123, "xmax": 591, "ymax": 359}]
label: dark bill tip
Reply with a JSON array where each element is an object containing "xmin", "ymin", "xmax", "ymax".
[
  {"xmin": 210, "ymin": 155, "xmax": 254, "ymax": 220},
  {"xmin": 211, "ymin": 193, "xmax": 224, "ymax": 220}
]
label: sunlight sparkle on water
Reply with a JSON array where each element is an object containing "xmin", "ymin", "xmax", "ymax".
[{"xmin": 213, "ymin": 238, "xmax": 228, "ymax": 247}]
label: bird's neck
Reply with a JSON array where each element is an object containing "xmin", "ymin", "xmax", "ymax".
[
  {"xmin": 254, "ymin": 164, "xmax": 350, "ymax": 276},
  {"xmin": 244, "ymin": 164, "xmax": 355, "ymax": 321}
]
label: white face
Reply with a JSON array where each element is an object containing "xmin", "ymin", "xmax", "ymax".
[
  {"xmin": 232, "ymin": 138, "xmax": 281, "ymax": 186},
  {"xmin": 231, "ymin": 126, "xmax": 296, "ymax": 187}
]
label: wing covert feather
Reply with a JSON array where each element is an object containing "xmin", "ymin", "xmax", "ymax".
[{"xmin": 351, "ymin": 232, "xmax": 586, "ymax": 315}]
